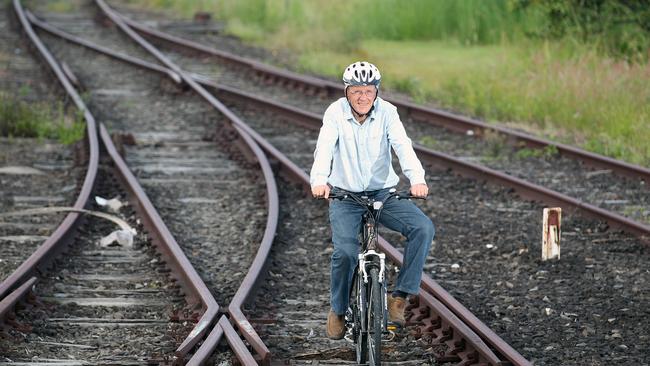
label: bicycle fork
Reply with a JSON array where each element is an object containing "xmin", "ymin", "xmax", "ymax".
[{"xmin": 359, "ymin": 251, "xmax": 390, "ymax": 333}]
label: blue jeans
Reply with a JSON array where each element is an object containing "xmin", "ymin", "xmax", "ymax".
[{"xmin": 328, "ymin": 187, "xmax": 435, "ymax": 315}]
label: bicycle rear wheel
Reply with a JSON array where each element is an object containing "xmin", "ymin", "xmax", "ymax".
[{"xmin": 367, "ymin": 266, "xmax": 383, "ymax": 365}]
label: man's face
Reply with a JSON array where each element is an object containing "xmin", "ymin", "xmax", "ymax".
[{"xmin": 346, "ymin": 85, "xmax": 377, "ymax": 115}]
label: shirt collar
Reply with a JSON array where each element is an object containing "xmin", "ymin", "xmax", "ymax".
[{"xmin": 343, "ymin": 97, "xmax": 380, "ymax": 124}]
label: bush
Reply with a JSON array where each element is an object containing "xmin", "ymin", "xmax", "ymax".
[{"xmin": 514, "ymin": 0, "xmax": 650, "ymax": 61}]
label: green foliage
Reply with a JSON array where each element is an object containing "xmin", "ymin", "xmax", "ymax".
[
  {"xmin": 348, "ymin": 0, "xmax": 540, "ymax": 45},
  {"xmin": 513, "ymin": 0, "xmax": 650, "ymax": 61},
  {"xmin": 0, "ymin": 95, "xmax": 85, "ymax": 145}
]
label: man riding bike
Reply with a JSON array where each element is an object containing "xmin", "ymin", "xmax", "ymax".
[{"xmin": 310, "ymin": 61, "xmax": 435, "ymax": 340}]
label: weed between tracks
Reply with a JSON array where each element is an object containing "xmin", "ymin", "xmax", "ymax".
[{"xmin": 0, "ymin": 93, "xmax": 85, "ymax": 145}]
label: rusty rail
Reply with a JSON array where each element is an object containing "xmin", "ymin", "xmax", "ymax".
[
  {"xmin": 113, "ymin": 8, "xmax": 650, "ymax": 183},
  {"xmin": 95, "ymin": 1, "xmax": 280, "ymax": 364},
  {"xmin": 0, "ymin": 0, "xmax": 100, "ymax": 322}
]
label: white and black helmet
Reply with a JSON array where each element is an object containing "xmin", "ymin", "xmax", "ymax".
[{"xmin": 342, "ymin": 61, "xmax": 381, "ymax": 88}]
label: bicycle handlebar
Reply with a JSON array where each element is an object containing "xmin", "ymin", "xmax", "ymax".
[{"xmin": 322, "ymin": 190, "xmax": 426, "ymax": 202}]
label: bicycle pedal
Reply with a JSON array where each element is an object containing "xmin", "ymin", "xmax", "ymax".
[
  {"xmin": 386, "ymin": 321, "xmax": 403, "ymax": 331},
  {"xmin": 386, "ymin": 324, "xmax": 399, "ymax": 331}
]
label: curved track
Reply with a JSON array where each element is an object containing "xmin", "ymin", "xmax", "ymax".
[{"xmin": 3, "ymin": 1, "xmax": 279, "ymax": 364}]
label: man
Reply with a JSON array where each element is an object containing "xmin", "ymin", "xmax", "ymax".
[{"xmin": 310, "ymin": 61, "xmax": 435, "ymax": 340}]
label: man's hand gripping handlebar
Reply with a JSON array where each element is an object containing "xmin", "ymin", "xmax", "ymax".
[{"xmin": 311, "ymin": 184, "xmax": 331, "ymax": 199}]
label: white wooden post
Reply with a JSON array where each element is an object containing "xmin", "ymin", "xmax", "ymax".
[{"xmin": 542, "ymin": 208, "xmax": 561, "ymax": 260}]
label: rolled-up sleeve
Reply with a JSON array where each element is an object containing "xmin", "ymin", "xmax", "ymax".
[
  {"xmin": 386, "ymin": 108, "xmax": 426, "ymax": 185},
  {"xmin": 310, "ymin": 109, "xmax": 339, "ymax": 187}
]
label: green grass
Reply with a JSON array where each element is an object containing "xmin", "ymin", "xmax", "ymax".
[
  {"xmin": 0, "ymin": 94, "xmax": 85, "ymax": 145},
  {"xmin": 129, "ymin": 0, "xmax": 650, "ymax": 166}
]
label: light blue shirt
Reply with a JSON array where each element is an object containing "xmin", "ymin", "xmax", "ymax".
[{"xmin": 310, "ymin": 97, "xmax": 426, "ymax": 192}]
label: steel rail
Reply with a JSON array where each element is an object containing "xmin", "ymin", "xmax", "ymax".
[
  {"xmin": 35, "ymin": 13, "xmax": 650, "ymax": 241},
  {"xmin": 95, "ymin": 1, "xmax": 280, "ymax": 364},
  {"xmin": 91, "ymin": 2, "xmax": 530, "ymax": 364},
  {"xmin": 0, "ymin": 0, "xmax": 100, "ymax": 320},
  {"xmin": 0, "ymin": 277, "xmax": 37, "ymax": 323},
  {"xmin": 114, "ymin": 9, "xmax": 650, "ymax": 183},
  {"xmin": 12, "ymin": 0, "xmax": 224, "ymax": 361}
]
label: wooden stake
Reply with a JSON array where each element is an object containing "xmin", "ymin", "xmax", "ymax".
[{"xmin": 542, "ymin": 208, "xmax": 561, "ymax": 260}]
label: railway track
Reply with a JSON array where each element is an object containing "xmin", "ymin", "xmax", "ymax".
[
  {"xmin": 1, "ymin": 0, "xmax": 648, "ymax": 365},
  {"xmin": 3, "ymin": 1, "xmax": 279, "ymax": 364},
  {"xmin": 2, "ymin": 164, "xmax": 191, "ymax": 364}
]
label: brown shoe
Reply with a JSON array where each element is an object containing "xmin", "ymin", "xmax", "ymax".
[
  {"xmin": 388, "ymin": 294, "xmax": 407, "ymax": 327},
  {"xmin": 326, "ymin": 310, "xmax": 346, "ymax": 340}
]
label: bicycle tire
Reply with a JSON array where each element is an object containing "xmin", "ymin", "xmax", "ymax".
[
  {"xmin": 367, "ymin": 266, "xmax": 383, "ymax": 365},
  {"xmin": 351, "ymin": 270, "xmax": 368, "ymax": 365}
]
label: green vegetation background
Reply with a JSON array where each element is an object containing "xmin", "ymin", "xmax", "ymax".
[{"xmin": 133, "ymin": 0, "xmax": 649, "ymax": 166}]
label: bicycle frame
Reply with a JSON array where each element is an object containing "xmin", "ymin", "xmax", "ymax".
[
  {"xmin": 358, "ymin": 206, "xmax": 389, "ymax": 333},
  {"xmin": 328, "ymin": 188, "xmax": 411, "ymax": 365}
]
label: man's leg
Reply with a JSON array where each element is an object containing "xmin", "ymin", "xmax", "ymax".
[
  {"xmin": 327, "ymin": 198, "xmax": 364, "ymax": 339},
  {"xmin": 377, "ymin": 196, "xmax": 435, "ymax": 296},
  {"xmin": 329, "ymin": 199, "xmax": 365, "ymax": 315}
]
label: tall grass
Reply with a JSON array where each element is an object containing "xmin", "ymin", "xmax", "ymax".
[{"xmin": 347, "ymin": 0, "xmax": 541, "ymax": 44}]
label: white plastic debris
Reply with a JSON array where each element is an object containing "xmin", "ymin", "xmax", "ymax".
[
  {"xmin": 486, "ymin": 244, "xmax": 495, "ymax": 249},
  {"xmin": 466, "ymin": 130, "xmax": 475, "ymax": 136},
  {"xmin": 0, "ymin": 206, "xmax": 136, "ymax": 249},
  {"xmin": 450, "ymin": 263, "xmax": 460, "ymax": 272},
  {"xmin": 544, "ymin": 307, "xmax": 553, "ymax": 316},
  {"xmin": 99, "ymin": 229, "xmax": 135, "ymax": 248},
  {"xmin": 95, "ymin": 196, "xmax": 126, "ymax": 213}
]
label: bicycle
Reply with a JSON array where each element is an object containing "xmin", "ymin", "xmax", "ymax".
[{"xmin": 327, "ymin": 188, "xmax": 422, "ymax": 366}]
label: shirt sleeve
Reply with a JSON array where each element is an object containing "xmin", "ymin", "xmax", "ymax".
[
  {"xmin": 386, "ymin": 108, "xmax": 426, "ymax": 185},
  {"xmin": 310, "ymin": 108, "xmax": 339, "ymax": 187}
]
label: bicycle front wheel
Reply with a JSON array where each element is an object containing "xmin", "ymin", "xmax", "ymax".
[{"xmin": 367, "ymin": 266, "xmax": 383, "ymax": 365}]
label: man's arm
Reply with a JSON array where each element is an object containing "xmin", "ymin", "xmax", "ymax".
[
  {"xmin": 386, "ymin": 109, "xmax": 428, "ymax": 197},
  {"xmin": 310, "ymin": 111, "xmax": 338, "ymax": 198}
]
